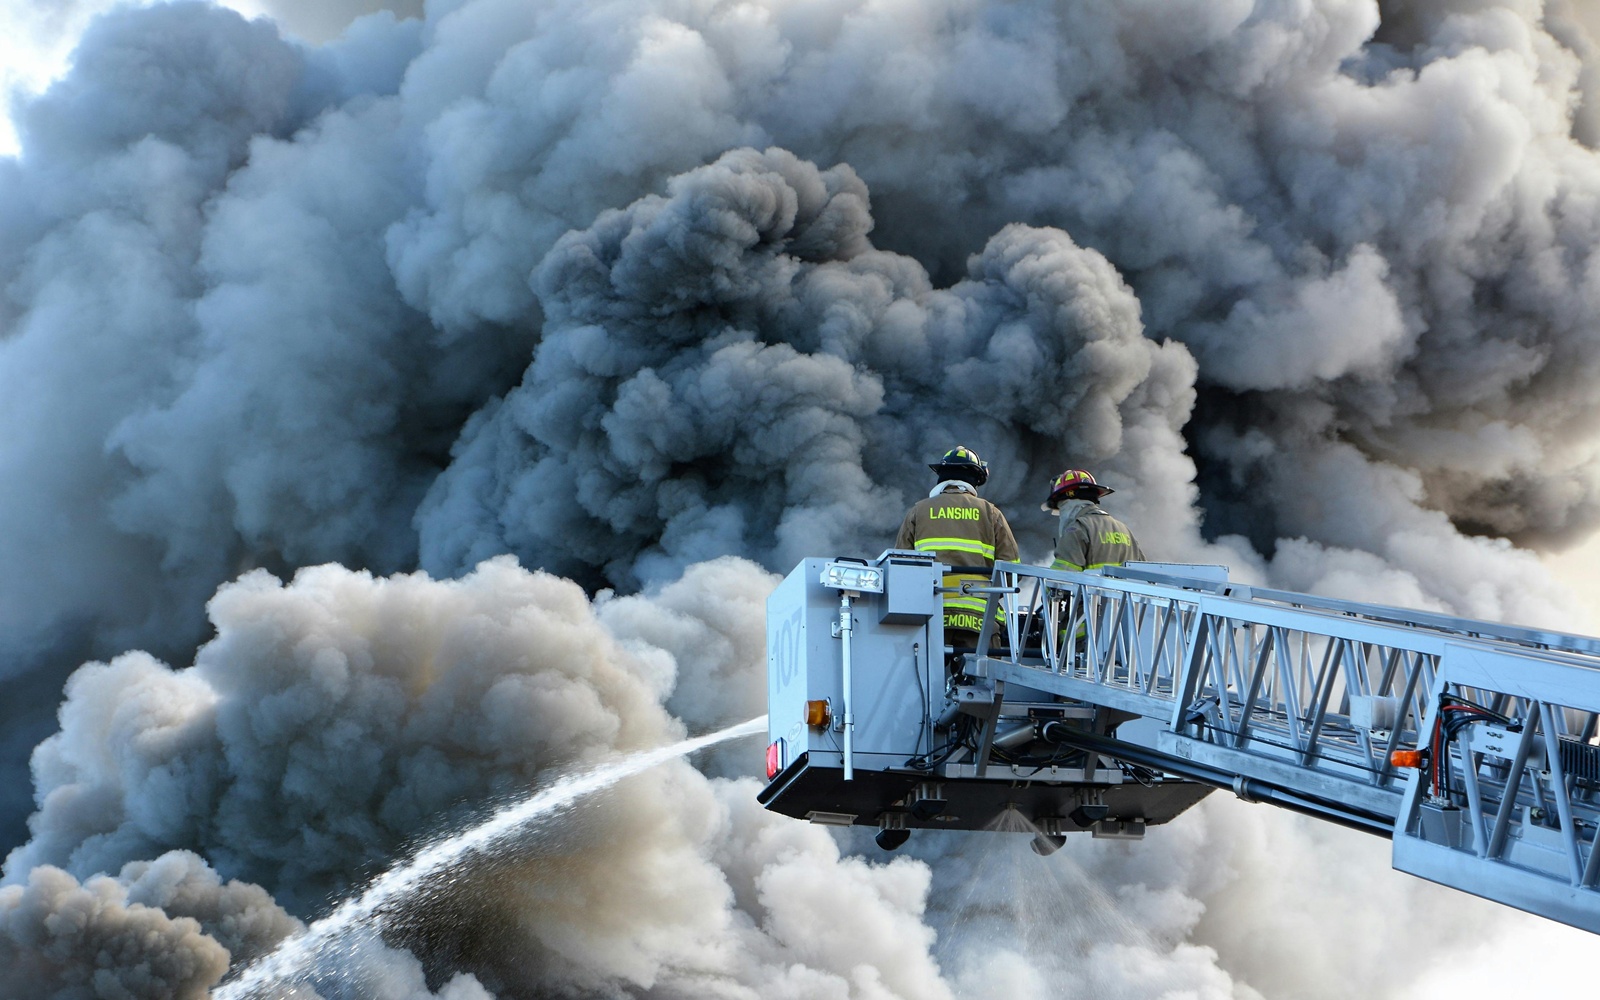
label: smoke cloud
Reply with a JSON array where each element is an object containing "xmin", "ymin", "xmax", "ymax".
[
  {"xmin": 3, "ymin": 0, "xmax": 1593, "ymax": 678},
  {"xmin": 2, "ymin": 552, "xmax": 1490, "ymax": 1000},
  {"xmin": 0, "ymin": 850, "xmax": 296, "ymax": 1000},
  {"xmin": 415, "ymin": 145, "xmax": 1198, "ymax": 588},
  {"xmin": 2, "ymin": 556, "xmax": 973, "ymax": 998},
  {"xmin": 259, "ymin": 1, "xmax": 425, "ymax": 44},
  {"xmin": 3, "ymin": 0, "xmax": 1600, "ymax": 995},
  {"xmin": 4, "ymin": 557, "xmax": 716, "ymax": 908}
]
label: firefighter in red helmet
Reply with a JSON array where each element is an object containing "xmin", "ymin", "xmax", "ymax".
[
  {"xmin": 896, "ymin": 446, "xmax": 1018, "ymax": 647},
  {"xmin": 1044, "ymin": 469, "xmax": 1144, "ymax": 573}
]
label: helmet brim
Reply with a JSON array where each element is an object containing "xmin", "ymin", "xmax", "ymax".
[
  {"xmin": 930, "ymin": 463, "xmax": 989, "ymax": 488},
  {"xmin": 1045, "ymin": 484, "xmax": 1113, "ymax": 509}
]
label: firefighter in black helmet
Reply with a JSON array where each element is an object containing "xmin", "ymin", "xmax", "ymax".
[{"xmin": 895, "ymin": 446, "xmax": 1018, "ymax": 647}]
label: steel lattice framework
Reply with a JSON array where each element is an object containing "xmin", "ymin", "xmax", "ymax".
[{"xmin": 966, "ymin": 561, "xmax": 1600, "ymax": 932}]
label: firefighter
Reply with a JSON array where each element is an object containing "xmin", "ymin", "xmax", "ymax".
[
  {"xmin": 1043, "ymin": 469, "xmax": 1144, "ymax": 572},
  {"xmin": 896, "ymin": 446, "xmax": 1018, "ymax": 648}
]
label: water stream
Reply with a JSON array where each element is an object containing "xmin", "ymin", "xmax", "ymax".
[{"xmin": 215, "ymin": 715, "xmax": 768, "ymax": 998}]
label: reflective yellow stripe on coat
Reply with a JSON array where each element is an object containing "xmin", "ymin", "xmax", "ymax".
[{"xmin": 914, "ymin": 537, "xmax": 997, "ymax": 560}]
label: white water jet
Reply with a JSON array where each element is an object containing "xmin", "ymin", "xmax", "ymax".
[{"xmin": 216, "ymin": 715, "xmax": 770, "ymax": 998}]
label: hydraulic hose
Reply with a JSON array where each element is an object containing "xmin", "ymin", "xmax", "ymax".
[{"xmin": 1039, "ymin": 723, "xmax": 1397, "ymax": 838}]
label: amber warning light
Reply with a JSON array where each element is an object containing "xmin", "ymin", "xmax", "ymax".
[
  {"xmin": 766, "ymin": 739, "xmax": 783, "ymax": 780},
  {"xmin": 1390, "ymin": 748, "xmax": 1425, "ymax": 769},
  {"xmin": 805, "ymin": 699, "xmax": 831, "ymax": 728}
]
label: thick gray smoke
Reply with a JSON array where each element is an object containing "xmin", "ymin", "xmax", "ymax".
[
  {"xmin": 3, "ymin": 557, "xmax": 732, "ymax": 909},
  {"xmin": 1, "ymin": 0, "xmax": 1589, "ymax": 679},
  {"xmin": 0, "ymin": 850, "xmax": 296, "ymax": 1000},
  {"xmin": 261, "ymin": 1, "xmax": 426, "ymax": 44},
  {"xmin": 416, "ymin": 145, "xmax": 1200, "ymax": 588},
  {"xmin": 0, "ymin": 555, "xmax": 1497, "ymax": 999},
  {"xmin": 4, "ymin": 0, "xmax": 1600, "ymax": 996},
  {"xmin": 2, "ymin": 557, "xmax": 974, "ymax": 998}
]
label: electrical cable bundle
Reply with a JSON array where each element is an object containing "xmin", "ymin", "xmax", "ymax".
[
  {"xmin": 905, "ymin": 713, "xmax": 973, "ymax": 771},
  {"xmin": 1429, "ymin": 694, "xmax": 1515, "ymax": 800}
]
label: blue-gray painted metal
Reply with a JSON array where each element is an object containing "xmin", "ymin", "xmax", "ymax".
[
  {"xmin": 764, "ymin": 553, "xmax": 1600, "ymax": 933},
  {"xmin": 766, "ymin": 554, "xmax": 943, "ymax": 782},
  {"xmin": 763, "ymin": 552, "xmax": 1211, "ymax": 835},
  {"xmin": 979, "ymin": 560, "xmax": 1600, "ymax": 934}
]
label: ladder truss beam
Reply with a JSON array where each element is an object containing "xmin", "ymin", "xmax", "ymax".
[{"xmin": 986, "ymin": 561, "xmax": 1600, "ymax": 933}]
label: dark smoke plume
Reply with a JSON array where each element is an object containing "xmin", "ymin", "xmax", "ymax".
[
  {"xmin": 416, "ymin": 146, "xmax": 1197, "ymax": 589},
  {"xmin": 3, "ymin": 0, "xmax": 1600, "ymax": 996},
  {"xmin": 0, "ymin": 850, "xmax": 297, "ymax": 1000}
]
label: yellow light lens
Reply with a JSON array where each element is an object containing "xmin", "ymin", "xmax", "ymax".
[{"xmin": 805, "ymin": 699, "xmax": 831, "ymax": 728}]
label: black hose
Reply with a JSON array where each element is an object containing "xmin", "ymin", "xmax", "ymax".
[{"xmin": 1040, "ymin": 724, "xmax": 1396, "ymax": 839}]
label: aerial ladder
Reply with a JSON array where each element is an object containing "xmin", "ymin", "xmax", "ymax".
[{"xmin": 758, "ymin": 551, "xmax": 1600, "ymax": 935}]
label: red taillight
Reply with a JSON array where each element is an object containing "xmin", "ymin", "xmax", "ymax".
[{"xmin": 766, "ymin": 740, "xmax": 783, "ymax": 780}]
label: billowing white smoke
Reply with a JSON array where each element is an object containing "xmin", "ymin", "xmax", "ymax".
[
  {"xmin": 4, "ymin": 557, "xmax": 765, "ymax": 908},
  {"xmin": 0, "ymin": 556, "xmax": 974, "ymax": 998},
  {"xmin": 2, "ymin": 554, "xmax": 1490, "ymax": 1000},
  {"xmin": 3, "ymin": 0, "xmax": 1600, "ymax": 996}
]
